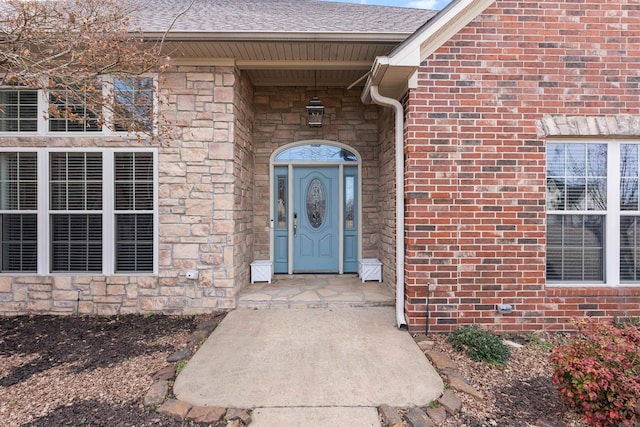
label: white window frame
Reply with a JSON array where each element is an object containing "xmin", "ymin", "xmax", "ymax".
[
  {"xmin": 0, "ymin": 74, "xmax": 158, "ymax": 137},
  {"xmin": 0, "ymin": 89, "xmax": 40, "ymax": 134},
  {"xmin": 0, "ymin": 147, "xmax": 158, "ymax": 276},
  {"xmin": 546, "ymin": 139, "xmax": 640, "ymax": 287},
  {"xmin": 0, "ymin": 151, "xmax": 38, "ymax": 272},
  {"xmin": 102, "ymin": 74, "xmax": 159, "ymax": 137}
]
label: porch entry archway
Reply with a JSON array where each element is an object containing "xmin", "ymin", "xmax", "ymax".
[{"xmin": 269, "ymin": 141, "xmax": 362, "ymax": 274}]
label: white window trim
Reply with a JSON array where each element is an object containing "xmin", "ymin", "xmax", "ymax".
[
  {"xmin": 0, "ymin": 74, "xmax": 158, "ymax": 137},
  {"xmin": 0, "ymin": 147, "xmax": 158, "ymax": 276},
  {"xmin": 546, "ymin": 139, "xmax": 639, "ymax": 287},
  {"xmin": 101, "ymin": 74, "xmax": 159, "ymax": 138}
]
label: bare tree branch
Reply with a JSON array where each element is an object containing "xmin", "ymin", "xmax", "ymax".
[{"xmin": 0, "ymin": 0, "xmax": 177, "ymax": 138}]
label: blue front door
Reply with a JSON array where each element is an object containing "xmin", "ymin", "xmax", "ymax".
[{"xmin": 293, "ymin": 167, "xmax": 339, "ymax": 272}]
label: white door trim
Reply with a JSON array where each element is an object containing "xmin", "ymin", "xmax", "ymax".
[{"xmin": 269, "ymin": 140, "xmax": 362, "ymax": 274}]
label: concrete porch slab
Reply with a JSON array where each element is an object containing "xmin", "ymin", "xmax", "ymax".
[{"xmin": 174, "ymin": 307, "xmax": 443, "ymax": 410}]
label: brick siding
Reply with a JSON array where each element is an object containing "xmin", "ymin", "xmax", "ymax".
[{"xmin": 404, "ymin": 0, "xmax": 640, "ymax": 333}]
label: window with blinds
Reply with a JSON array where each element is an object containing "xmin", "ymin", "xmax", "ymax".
[
  {"xmin": 0, "ymin": 152, "xmax": 37, "ymax": 272},
  {"xmin": 114, "ymin": 152, "xmax": 154, "ymax": 272},
  {"xmin": 50, "ymin": 152, "xmax": 103, "ymax": 272},
  {"xmin": 49, "ymin": 85, "xmax": 102, "ymax": 132},
  {"xmin": 0, "ymin": 91, "xmax": 38, "ymax": 132},
  {"xmin": 547, "ymin": 141, "xmax": 640, "ymax": 285},
  {"xmin": 0, "ymin": 149, "xmax": 156, "ymax": 274}
]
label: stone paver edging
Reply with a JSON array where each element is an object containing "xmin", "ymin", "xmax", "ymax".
[
  {"xmin": 375, "ymin": 336, "xmax": 484, "ymax": 427},
  {"xmin": 143, "ymin": 312, "xmax": 254, "ymax": 427}
]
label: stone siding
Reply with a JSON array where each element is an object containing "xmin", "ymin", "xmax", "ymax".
[
  {"xmin": 0, "ymin": 65, "xmax": 249, "ymax": 315},
  {"xmin": 252, "ymin": 86, "xmax": 384, "ymax": 264},
  {"xmin": 377, "ymin": 107, "xmax": 397, "ymax": 285}
]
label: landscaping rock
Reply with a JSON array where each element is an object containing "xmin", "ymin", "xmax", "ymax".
[
  {"xmin": 188, "ymin": 329, "xmax": 210, "ymax": 348},
  {"xmin": 226, "ymin": 408, "xmax": 251, "ymax": 424},
  {"xmin": 426, "ymin": 406, "xmax": 447, "ymax": 424},
  {"xmin": 152, "ymin": 365, "xmax": 176, "ymax": 381},
  {"xmin": 503, "ymin": 339, "xmax": 524, "ymax": 349},
  {"xmin": 157, "ymin": 399, "xmax": 192, "ymax": 420},
  {"xmin": 449, "ymin": 376, "xmax": 485, "ymax": 401},
  {"xmin": 143, "ymin": 380, "xmax": 168, "ymax": 406},
  {"xmin": 226, "ymin": 420, "xmax": 242, "ymax": 427},
  {"xmin": 186, "ymin": 406, "xmax": 226, "ymax": 423},
  {"xmin": 414, "ymin": 335, "xmax": 435, "ymax": 351},
  {"xmin": 437, "ymin": 367, "xmax": 464, "ymax": 383},
  {"xmin": 405, "ymin": 407, "xmax": 434, "ymax": 427},
  {"xmin": 379, "ymin": 404, "xmax": 403, "ymax": 426},
  {"xmin": 424, "ymin": 350, "xmax": 456, "ymax": 370},
  {"xmin": 438, "ymin": 390, "xmax": 462, "ymax": 415},
  {"xmin": 417, "ymin": 340, "xmax": 435, "ymax": 352},
  {"xmin": 196, "ymin": 315, "xmax": 223, "ymax": 332},
  {"xmin": 167, "ymin": 348, "xmax": 192, "ymax": 362}
]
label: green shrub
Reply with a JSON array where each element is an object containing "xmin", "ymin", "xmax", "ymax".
[
  {"xmin": 447, "ymin": 325, "xmax": 510, "ymax": 366},
  {"xmin": 549, "ymin": 319, "xmax": 640, "ymax": 427},
  {"xmin": 614, "ymin": 316, "xmax": 640, "ymax": 328}
]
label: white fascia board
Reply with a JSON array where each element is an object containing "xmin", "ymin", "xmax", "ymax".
[
  {"xmin": 142, "ymin": 31, "xmax": 412, "ymax": 43},
  {"xmin": 361, "ymin": 57, "xmax": 389, "ymax": 103}
]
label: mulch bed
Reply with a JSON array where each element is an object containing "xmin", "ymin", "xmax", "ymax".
[
  {"xmin": 0, "ymin": 314, "xmax": 211, "ymax": 426},
  {"xmin": 1, "ymin": 314, "xmax": 588, "ymax": 427}
]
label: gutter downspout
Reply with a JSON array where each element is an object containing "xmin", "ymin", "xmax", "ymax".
[{"xmin": 369, "ymin": 85, "xmax": 407, "ymax": 329}]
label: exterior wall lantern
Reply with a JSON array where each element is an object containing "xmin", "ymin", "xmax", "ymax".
[
  {"xmin": 306, "ymin": 70, "xmax": 324, "ymax": 128},
  {"xmin": 306, "ymin": 96, "xmax": 324, "ymax": 128}
]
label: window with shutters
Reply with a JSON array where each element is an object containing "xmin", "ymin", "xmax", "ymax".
[{"xmin": 0, "ymin": 149, "xmax": 157, "ymax": 274}]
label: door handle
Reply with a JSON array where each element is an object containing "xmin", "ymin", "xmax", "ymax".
[{"xmin": 293, "ymin": 212, "xmax": 297, "ymax": 238}]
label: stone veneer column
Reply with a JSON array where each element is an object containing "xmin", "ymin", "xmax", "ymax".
[{"xmin": 157, "ymin": 65, "xmax": 242, "ymax": 312}]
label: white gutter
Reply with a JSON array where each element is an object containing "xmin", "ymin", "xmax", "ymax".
[{"xmin": 369, "ymin": 85, "xmax": 407, "ymax": 329}]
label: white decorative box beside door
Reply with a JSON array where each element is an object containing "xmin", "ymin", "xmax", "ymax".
[
  {"xmin": 250, "ymin": 260, "xmax": 273, "ymax": 284},
  {"xmin": 358, "ymin": 259, "xmax": 382, "ymax": 282}
]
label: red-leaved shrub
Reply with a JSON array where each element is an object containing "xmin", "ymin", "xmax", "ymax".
[{"xmin": 549, "ymin": 319, "xmax": 640, "ymax": 426}]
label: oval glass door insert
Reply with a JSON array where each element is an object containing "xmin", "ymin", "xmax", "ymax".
[{"xmin": 306, "ymin": 178, "xmax": 326, "ymax": 228}]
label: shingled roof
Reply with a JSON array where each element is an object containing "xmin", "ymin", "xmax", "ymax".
[{"xmin": 134, "ymin": 0, "xmax": 436, "ymax": 36}]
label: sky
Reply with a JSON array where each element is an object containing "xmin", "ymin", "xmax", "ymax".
[{"xmin": 322, "ymin": 0, "xmax": 450, "ymax": 10}]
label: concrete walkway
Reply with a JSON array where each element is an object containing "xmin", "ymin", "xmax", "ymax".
[{"xmin": 174, "ymin": 307, "xmax": 443, "ymax": 426}]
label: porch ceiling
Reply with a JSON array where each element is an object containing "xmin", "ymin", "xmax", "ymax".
[{"xmin": 163, "ymin": 40, "xmax": 401, "ymax": 87}]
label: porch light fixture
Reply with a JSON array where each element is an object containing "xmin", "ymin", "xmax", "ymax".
[
  {"xmin": 306, "ymin": 70, "xmax": 324, "ymax": 128},
  {"xmin": 306, "ymin": 96, "xmax": 324, "ymax": 128}
]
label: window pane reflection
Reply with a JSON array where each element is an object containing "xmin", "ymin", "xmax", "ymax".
[
  {"xmin": 275, "ymin": 145, "xmax": 357, "ymax": 162},
  {"xmin": 277, "ymin": 176, "xmax": 286, "ymax": 229},
  {"xmin": 345, "ymin": 176, "xmax": 354, "ymax": 229}
]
